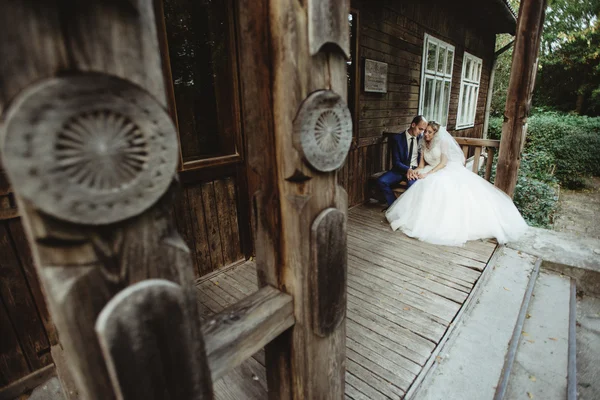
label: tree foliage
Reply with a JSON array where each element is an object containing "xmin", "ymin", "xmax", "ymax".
[
  {"xmin": 534, "ymin": 0, "xmax": 600, "ymax": 115},
  {"xmin": 492, "ymin": 0, "xmax": 600, "ymax": 116},
  {"xmin": 490, "ymin": 35, "xmax": 515, "ymax": 116},
  {"xmin": 490, "ymin": 0, "xmax": 520, "ymax": 116}
]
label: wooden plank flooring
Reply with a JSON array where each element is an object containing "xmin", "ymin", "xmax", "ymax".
[{"xmin": 196, "ymin": 204, "xmax": 497, "ymax": 399}]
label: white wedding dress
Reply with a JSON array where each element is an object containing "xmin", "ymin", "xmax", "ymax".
[{"xmin": 385, "ymin": 128, "xmax": 528, "ymax": 246}]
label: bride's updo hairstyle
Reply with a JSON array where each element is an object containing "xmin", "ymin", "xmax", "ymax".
[
  {"xmin": 425, "ymin": 121, "xmax": 441, "ymax": 148},
  {"xmin": 427, "ymin": 121, "xmax": 441, "ymax": 135}
]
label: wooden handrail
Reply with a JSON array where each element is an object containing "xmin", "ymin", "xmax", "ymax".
[
  {"xmin": 367, "ymin": 133, "xmax": 499, "ymax": 203},
  {"xmin": 202, "ymin": 286, "xmax": 295, "ymax": 381},
  {"xmin": 363, "ymin": 134, "xmax": 501, "ymax": 149},
  {"xmin": 455, "ymin": 137, "xmax": 500, "ymax": 148},
  {"xmin": 455, "ymin": 137, "xmax": 500, "ymax": 181}
]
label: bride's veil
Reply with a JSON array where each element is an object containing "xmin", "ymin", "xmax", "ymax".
[{"xmin": 437, "ymin": 126, "xmax": 465, "ymax": 166}]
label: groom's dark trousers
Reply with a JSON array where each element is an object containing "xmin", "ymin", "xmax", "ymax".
[{"xmin": 377, "ymin": 131, "xmax": 421, "ymax": 206}]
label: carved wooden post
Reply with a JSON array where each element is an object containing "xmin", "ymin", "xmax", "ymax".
[
  {"xmin": 495, "ymin": 0, "xmax": 547, "ymax": 196},
  {"xmin": 0, "ymin": 2, "xmax": 212, "ymax": 399},
  {"xmin": 238, "ymin": 0, "xmax": 350, "ymax": 398}
]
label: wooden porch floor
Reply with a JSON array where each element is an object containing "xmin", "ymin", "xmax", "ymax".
[{"xmin": 195, "ymin": 204, "xmax": 497, "ymax": 399}]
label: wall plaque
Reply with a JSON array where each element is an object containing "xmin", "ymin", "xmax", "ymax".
[{"xmin": 364, "ymin": 59, "xmax": 388, "ymax": 93}]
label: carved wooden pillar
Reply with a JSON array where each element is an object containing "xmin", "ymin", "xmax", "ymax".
[
  {"xmin": 495, "ymin": 0, "xmax": 547, "ymax": 197},
  {"xmin": 0, "ymin": 1, "xmax": 212, "ymax": 399},
  {"xmin": 238, "ymin": 0, "xmax": 350, "ymax": 399}
]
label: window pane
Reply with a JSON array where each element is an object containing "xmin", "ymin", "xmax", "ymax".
[
  {"xmin": 427, "ymin": 42, "xmax": 437, "ymax": 71},
  {"xmin": 423, "ymin": 77, "xmax": 434, "ymax": 120},
  {"xmin": 466, "ymin": 86, "xmax": 472, "ymax": 123},
  {"xmin": 465, "ymin": 57, "xmax": 472, "ymax": 81},
  {"xmin": 460, "ymin": 85, "xmax": 469, "ymax": 124},
  {"xmin": 470, "ymin": 86, "xmax": 479, "ymax": 122},
  {"xmin": 476, "ymin": 63, "xmax": 482, "ymax": 82},
  {"xmin": 437, "ymin": 47, "xmax": 445, "ymax": 74},
  {"xmin": 470, "ymin": 86, "xmax": 476, "ymax": 123},
  {"xmin": 434, "ymin": 80, "xmax": 443, "ymax": 121},
  {"xmin": 446, "ymin": 50, "xmax": 454, "ymax": 75},
  {"xmin": 164, "ymin": 0, "xmax": 237, "ymax": 162},
  {"xmin": 442, "ymin": 80, "xmax": 451, "ymax": 125}
]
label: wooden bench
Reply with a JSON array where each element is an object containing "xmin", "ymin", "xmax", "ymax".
[
  {"xmin": 367, "ymin": 132, "xmax": 406, "ymax": 203},
  {"xmin": 367, "ymin": 134, "xmax": 500, "ymax": 203}
]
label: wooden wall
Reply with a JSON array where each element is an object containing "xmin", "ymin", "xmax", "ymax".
[
  {"xmin": 173, "ymin": 176, "xmax": 246, "ymax": 279},
  {"xmin": 0, "ymin": 217, "xmax": 56, "ymax": 387},
  {"xmin": 342, "ymin": 0, "xmax": 497, "ymax": 206},
  {"xmin": 0, "ymin": 170, "xmax": 246, "ymax": 388},
  {"xmin": 0, "ymin": 167, "xmax": 55, "ymax": 388}
]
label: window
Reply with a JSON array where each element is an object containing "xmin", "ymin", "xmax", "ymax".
[
  {"xmin": 162, "ymin": 0, "xmax": 242, "ymax": 169},
  {"xmin": 419, "ymin": 34, "xmax": 455, "ymax": 125},
  {"xmin": 456, "ymin": 52, "xmax": 482, "ymax": 129}
]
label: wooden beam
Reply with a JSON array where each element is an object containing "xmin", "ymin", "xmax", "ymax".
[
  {"xmin": 495, "ymin": 0, "xmax": 547, "ymax": 197},
  {"xmin": 454, "ymin": 137, "xmax": 501, "ymax": 148},
  {"xmin": 202, "ymin": 286, "xmax": 295, "ymax": 381},
  {"xmin": 0, "ymin": 364, "xmax": 56, "ymax": 400},
  {"xmin": 495, "ymin": 40, "xmax": 515, "ymax": 57},
  {"xmin": 238, "ymin": 0, "xmax": 349, "ymax": 398},
  {"xmin": 485, "ymin": 148, "xmax": 496, "ymax": 181},
  {"xmin": 95, "ymin": 280, "xmax": 205, "ymax": 400},
  {"xmin": 483, "ymin": 58, "xmax": 499, "ymax": 139},
  {"xmin": 0, "ymin": 2, "xmax": 213, "ymax": 398},
  {"xmin": 472, "ymin": 147, "xmax": 482, "ymax": 173}
]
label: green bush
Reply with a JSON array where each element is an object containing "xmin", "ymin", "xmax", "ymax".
[
  {"xmin": 488, "ymin": 117, "xmax": 503, "ymax": 140},
  {"xmin": 514, "ymin": 152, "xmax": 559, "ymax": 228},
  {"xmin": 485, "ymin": 152, "xmax": 559, "ymax": 228},
  {"xmin": 488, "ymin": 111, "xmax": 600, "ymax": 188},
  {"xmin": 513, "ymin": 175, "xmax": 559, "ymax": 228},
  {"xmin": 485, "ymin": 110, "xmax": 600, "ymax": 228},
  {"xmin": 552, "ymin": 132, "xmax": 600, "ymax": 188},
  {"xmin": 518, "ymin": 151, "xmax": 557, "ymax": 184}
]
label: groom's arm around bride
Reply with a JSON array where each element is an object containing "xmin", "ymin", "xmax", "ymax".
[{"xmin": 377, "ymin": 115, "xmax": 428, "ymax": 206}]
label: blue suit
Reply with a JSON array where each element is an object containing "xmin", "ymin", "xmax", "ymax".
[{"xmin": 377, "ymin": 131, "xmax": 422, "ymax": 206}]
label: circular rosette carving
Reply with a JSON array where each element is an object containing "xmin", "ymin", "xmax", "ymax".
[
  {"xmin": 1, "ymin": 74, "xmax": 179, "ymax": 225},
  {"xmin": 293, "ymin": 90, "xmax": 352, "ymax": 172}
]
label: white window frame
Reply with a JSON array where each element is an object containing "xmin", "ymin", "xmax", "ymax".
[
  {"xmin": 419, "ymin": 34, "xmax": 455, "ymax": 125},
  {"xmin": 456, "ymin": 52, "xmax": 483, "ymax": 129}
]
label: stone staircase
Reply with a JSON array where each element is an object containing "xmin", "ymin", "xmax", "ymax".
[{"xmin": 408, "ymin": 227, "xmax": 600, "ymax": 400}]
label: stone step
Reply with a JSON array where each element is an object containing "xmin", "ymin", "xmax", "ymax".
[
  {"xmin": 504, "ymin": 271, "xmax": 571, "ymax": 400},
  {"xmin": 575, "ymin": 295, "xmax": 600, "ymax": 400},
  {"xmin": 411, "ymin": 247, "xmax": 538, "ymax": 400}
]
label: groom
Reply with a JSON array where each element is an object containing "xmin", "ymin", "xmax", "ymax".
[{"xmin": 377, "ymin": 115, "xmax": 428, "ymax": 206}]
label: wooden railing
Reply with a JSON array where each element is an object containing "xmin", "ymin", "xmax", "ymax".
[
  {"xmin": 367, "ymin": 135, "xmax": 500, "ymax": 203},
  {"xmin": 201, "ymin": 286, "xmax": 295, "ymax": 381},
  {"xmin": 377, "ymin": 133, "xmax": 500, "ymax": 181},
  {"xmin": 454, "ymin": 137, "xmax": 500, "ymax": 182}
]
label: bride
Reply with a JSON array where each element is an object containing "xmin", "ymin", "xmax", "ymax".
[{"xmin": 385, "ymin": 121, "xmax": 528, "ymax": 246}]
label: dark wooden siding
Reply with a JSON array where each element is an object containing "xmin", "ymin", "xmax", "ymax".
[
  {"xmin": 173, "ymin": 176, "xmax": 245, "ymax": 279},
  {"xmin": 343, "ymin": 0, "xmax": 497, "ymax": 206},
  {"xmin": 0, "ymin": 169, "xmax": 246, "ymax": 388},
  {"xmin": 0, "ymin": 168, "xmax": 55, "ymax": 387},
  {"xmin": 158, "ymin": 0, "xmax": 249, "ymax": 279},
  {"xmin": 0, "ymin": 216, "xmax": 56, "ymax": 387}
]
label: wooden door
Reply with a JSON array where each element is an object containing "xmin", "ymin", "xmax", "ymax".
[{"xmin": 156, "ymin": 0, "xmax": 252, "ymax": 278}]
